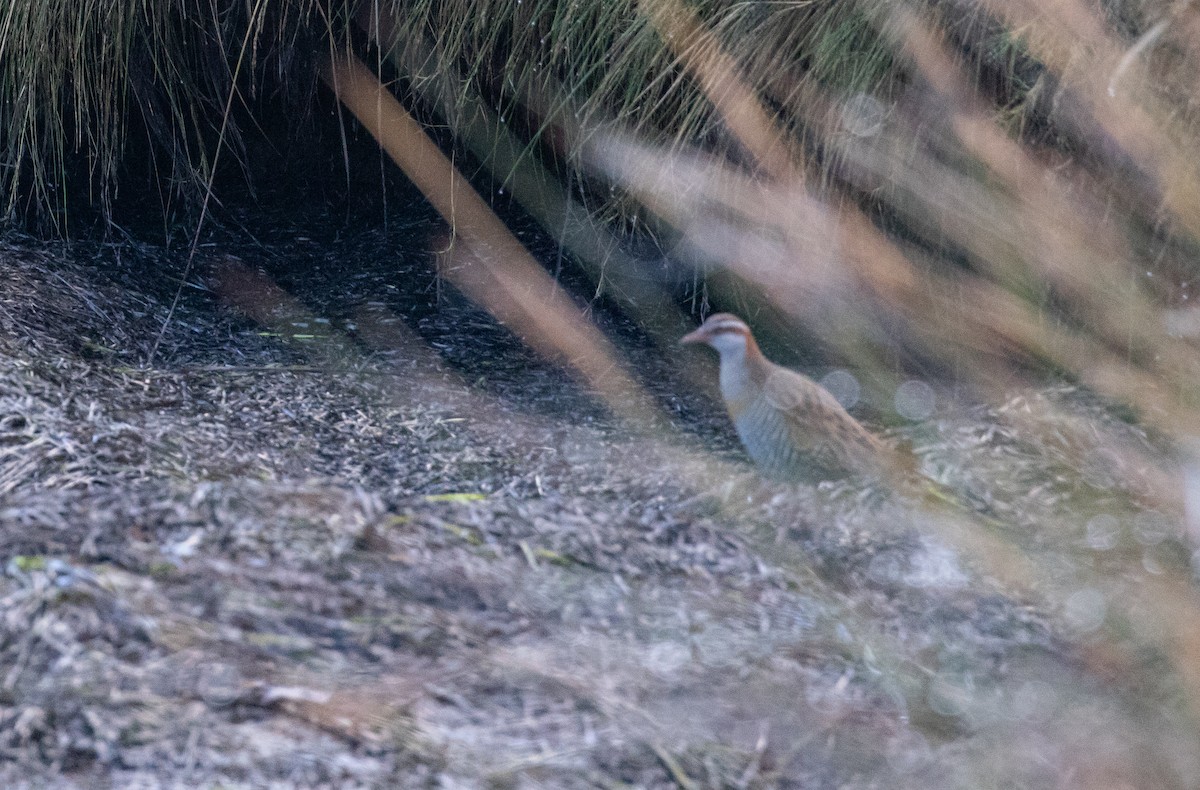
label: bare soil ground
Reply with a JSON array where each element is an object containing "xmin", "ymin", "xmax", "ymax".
[{"xmin": 1, "ymin": 216, "xmax": 1197, "ymax": 788}]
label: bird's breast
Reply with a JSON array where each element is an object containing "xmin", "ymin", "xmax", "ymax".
[{"xmin": 718, "ymin": 358, "xmax": 755, "ymax": 410}]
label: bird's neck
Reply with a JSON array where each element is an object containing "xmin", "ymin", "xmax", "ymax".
[{"xmin": 718, "ymin": 336, "xmax": 770, "ymax": 409}]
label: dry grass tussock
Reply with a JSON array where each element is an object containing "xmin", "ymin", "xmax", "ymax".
[{"xmin": 4, "ymin": 0, "xmax": 1200, "ymax": 786}]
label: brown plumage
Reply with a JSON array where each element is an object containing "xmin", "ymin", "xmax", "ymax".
[{"xmin": 682, "ymin": 313, "xmax": 898, "ymax": 481}]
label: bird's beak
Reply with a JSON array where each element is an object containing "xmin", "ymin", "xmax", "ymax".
[{"xmin": 680, "ymin": 328, "xmax": 706, "ymax": 345}]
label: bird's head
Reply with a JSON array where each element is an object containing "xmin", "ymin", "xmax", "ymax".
[{"xmin": 680, "ymin": 313, "xmax": 754, "ymax": 358}]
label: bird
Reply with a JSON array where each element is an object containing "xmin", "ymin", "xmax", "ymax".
[{"xmin": 681, "ymin": 312, "xmax": 900, "ymax": 482}]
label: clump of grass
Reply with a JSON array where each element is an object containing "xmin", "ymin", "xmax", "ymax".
[
  {"xmin": 1, "ymin": 0, "xmax": 921, "ymax": 231},
  {"xmin": 0, "ymin": 0, "xmax": 333, "ymax": 230}
]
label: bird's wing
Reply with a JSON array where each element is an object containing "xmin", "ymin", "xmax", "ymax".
[
  {"xmin": 762, "ymin": 367, "xmax": 885, "ymax": 475},
  {"xmin": 760, "ymin": 366, "xmax": 829, "ymax": 414}
]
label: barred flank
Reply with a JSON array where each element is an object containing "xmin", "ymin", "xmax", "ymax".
[{"xmin": 735, "ymin": 393, "xmax": 881, "ymax": 481}]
